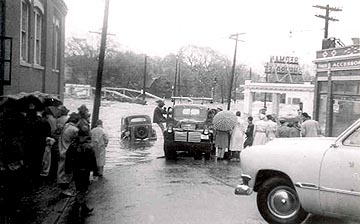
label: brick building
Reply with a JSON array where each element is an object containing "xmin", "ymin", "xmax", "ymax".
[{"xmin": 0, "ymin": 0, "xmax": 67, "ymax": 99}]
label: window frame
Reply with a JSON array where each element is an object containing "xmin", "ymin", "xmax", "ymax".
[
  {"xmin": 20, "ymin": 0, "xmax": 30, "ymax": 62},
  {"xmin": 343, "ymin": 126, "xmax": 360, "ymax": 147},
  {"xmin": 52, "ymin": 16, "xmax": 61, "ymax": 71},
  {"xmin": 33, "ymin": 6, "xmax": 43, "ymax": 66}
]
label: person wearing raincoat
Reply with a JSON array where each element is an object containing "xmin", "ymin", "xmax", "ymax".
[
  {"xmin": 252, "ymin": 114, "xmax": 269, "ymax": 145},
  {"xmin": 57, "ymin": 112, "xmax": 80, "ymax": 196},
  {"xmin": 229, "ymin": 111, "xmax": 246, "ymax": 161},
  {"xmin": 91, "ymin": 120, "xmax": 109, "ymax": 177}
]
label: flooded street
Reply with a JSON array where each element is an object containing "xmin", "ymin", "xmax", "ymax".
[
  {"xmin": 59, "ymin": 97, "xmax": 357, "ymax": 224},
  {"xmin": 64, "ymin": 97, "xmax": 164, "ymax": 167}
]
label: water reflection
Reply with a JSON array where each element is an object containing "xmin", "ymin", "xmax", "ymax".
[{"xmin": 120, "ymin": 138, "xmax": 155, "ymax": 150}]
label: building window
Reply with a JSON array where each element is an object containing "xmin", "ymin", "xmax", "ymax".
[
  {"xmin": 20, "ymin": 0, "xmax": 30, "ymax": 62},
  {"xmin": 53, "ymin": 17, "xmax": 60, "ymax": 70},
  {"xmin": 34, "ymin": 7, "xmax": 43, "ymax": 65}
]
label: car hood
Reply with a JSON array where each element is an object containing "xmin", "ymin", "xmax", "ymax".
[
  {"xmin": 245, "ymin": 137, "xmax": 337, "ymax": 157},
  {"xmin": 241, "ymin": 137, "xmax": 337, "ymax": 185},
  {"xmin": 264, "ymin": 137, "xmax": 336, "ymax": 150}
]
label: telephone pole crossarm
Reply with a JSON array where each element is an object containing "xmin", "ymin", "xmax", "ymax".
[
  {"xmin": 315, "ymin": 14, "xmax": 339, "ymax": 22},
  {"xmin": 313, "ymin": 4, "xmax": 342, "ymax": 39}
]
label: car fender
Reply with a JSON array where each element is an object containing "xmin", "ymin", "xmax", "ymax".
[{"xmin": 241, "ymin": 137, "xmax": 336, "ymax": 214}]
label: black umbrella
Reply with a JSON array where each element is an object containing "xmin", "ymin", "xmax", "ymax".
[{"xmin": 0, "ymin": 91, "xmax": 62, "ymax": 111}]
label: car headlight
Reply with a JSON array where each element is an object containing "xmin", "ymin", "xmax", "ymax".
[
  {"xmin": 167, "ymin": 125, "xmax": 173, "ymax": 133},
  {"xmin": 203, "ymin": 129, "xmax": 209, "ymax": 135}
]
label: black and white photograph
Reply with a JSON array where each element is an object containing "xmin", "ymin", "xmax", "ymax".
[{"xmin": 0, "ymin": 0, "xmax": 360, "ymax": 223}]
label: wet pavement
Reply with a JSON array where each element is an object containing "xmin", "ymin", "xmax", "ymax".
[{"xmin": 56, "ymin": 98, "xmax": 358, "ymax": 224}]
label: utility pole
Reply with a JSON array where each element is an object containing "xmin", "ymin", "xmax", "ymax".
[
  {"xmin": 227, "ymin": 33, "xmax": 245, "ymax": 110},
  {"xmin": 177, "ymin": 60, "xmax": 181, "ymax": 96},
  {"xmin": 91, "ymin": 0, "xmax": 110, "ymax": 129},
  {"xmin": 313, "ymin": 4, "xmax": 342, "ymax": 39},
  {"xmin": 264, "ymin": 73, "xmax": 268, "ymax": 109},
  {"xmin": 173, "ymin": 56, "xmax": 178, "ymax": 97},
  {"xmin": 142, "ymin": 55, "xmax": 147, "ymax": 101}
]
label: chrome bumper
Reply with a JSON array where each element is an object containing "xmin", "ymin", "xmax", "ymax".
[
  {"xmin": 234, "ymin": 184, "xmax": 253, "ymax": 195},
  {"xmin": 234, "ymin": 174, "xmax": 253, "ymax": 196}
]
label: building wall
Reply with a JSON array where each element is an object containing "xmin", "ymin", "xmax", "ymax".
[
  {"xmin": 2, "ymin": 0, "xmax": 67, "ymax": 99},
  {"xmin": 313, "ymin": 43, "xmax": 360, "ymax": 137}
]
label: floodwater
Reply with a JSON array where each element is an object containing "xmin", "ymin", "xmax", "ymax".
[{"xmin": 63, "ymin": 97, "xmax": 299, "ymax": 168}]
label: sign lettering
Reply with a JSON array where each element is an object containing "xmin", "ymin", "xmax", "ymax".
[
  {"xmin": 331, "ymin": 60, "xmax": 360, "ymax": 68},
  {"xmin": 270, "ymin": 56, "xmax": 299, "ymax": 64}
]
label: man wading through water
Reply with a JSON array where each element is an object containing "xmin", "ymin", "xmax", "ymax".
[{"xmin": 153, "ymin": 100, "xmax": 167, "ymax": 132}]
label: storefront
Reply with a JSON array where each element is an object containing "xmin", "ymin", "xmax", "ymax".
[{"xmin": 313, "ymin": 43, "xmax": 360, "ymax": 137}]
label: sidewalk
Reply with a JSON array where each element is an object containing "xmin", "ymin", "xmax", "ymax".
[{"xmin": 4, "ymin": 178, "xmax": 75, "ymax": 224}]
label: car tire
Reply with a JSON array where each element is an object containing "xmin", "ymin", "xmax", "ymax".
[
  {"xmin": 164, "ymin": 144, "xmax": 176, "ymax": 160},
  {"xmin": 257, "ymin": 177, "xmax": 308, "ymax": 224},
  {"xmin": 204, "ymin": 152, "xmax": 211, "ymax": 160},
  {"xmin": 134, "ymin": 126, "xmax": 149, "ymax": 139},
  {"xmin": 193, "ymin": 152, "xmax": 202, "ymax": 160}
]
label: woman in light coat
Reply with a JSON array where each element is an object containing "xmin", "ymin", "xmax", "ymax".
[
  {"xmin": 91, "ymin": 120, "xmax": 109, "ymax": 177},
  {"xmin": 252, "ymin": 114, "xmax": 269, "ymax": 145},
  {"xmin": 229, "ymin": 111, "xmax": 246, "ymax": 161}
]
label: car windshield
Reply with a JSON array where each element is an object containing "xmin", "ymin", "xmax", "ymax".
[
  {"xmin": 130, "ymin": 117, "xmax": 148, "ymax": 123},
  {"xmin": 173, "ymin": 105, "xmax": 208, "ymax": 122}
]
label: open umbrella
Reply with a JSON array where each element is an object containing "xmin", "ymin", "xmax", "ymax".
[
  {"xmin": 0, "ymin": 91, "xmax": 62, "ymax": 111},
  {"xmin": 212, "ymin": 110, "xmax": 237, "ymax": 131}
]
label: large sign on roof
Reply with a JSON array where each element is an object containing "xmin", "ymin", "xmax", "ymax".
[{"xmin": 264, "ymin": 55, "xmax": 303, "ymax": 83}]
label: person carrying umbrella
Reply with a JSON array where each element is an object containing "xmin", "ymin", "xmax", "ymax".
[{"xmin": 212, "ymin": 111, "xmax": 237, "ymax": 160}]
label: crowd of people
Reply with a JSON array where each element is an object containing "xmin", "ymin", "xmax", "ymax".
[
  {"xmin": 153, "ymin": 99, "xmax": 321, "ymax": 162},
  {"xmin": 213, "ymin": 109, "xmax": 321, "ymax": 161},
  {"xmin": 0, "ymin": 99, "xmax": 108, "ymax": 220}
]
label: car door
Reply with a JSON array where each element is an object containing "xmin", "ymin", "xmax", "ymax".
[{"xmin": 319, "ymin": 125, "xmax": 360, "ymax": 218}]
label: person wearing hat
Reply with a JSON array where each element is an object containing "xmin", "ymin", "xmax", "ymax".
[
  {"xmin": 66, "ymin": 126, "xmax": 97, "ymax": 216},
  {"xmin": 153, "ymin": 100, "xmax": 167, "ymax": 132},
  {"xmin": 56, "ymin": 105, "xmax": 70, "ymax": 131},
  {"xmin": 77, "ymin": 104, "xmax": 91, "ymax": 134},
  {"xmin": 57, "ymin": 112, "xmax": 80, "ymax": 197}
]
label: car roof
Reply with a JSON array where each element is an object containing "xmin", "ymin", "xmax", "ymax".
[
  {"xmin": 123, "ymin": 115, "xmax": 151, "ymax": 122},
  {"xmin": 173, "ymin": 104, "xmax": 209, "ymax": 110}
]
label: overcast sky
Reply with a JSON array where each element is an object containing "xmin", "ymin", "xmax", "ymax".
[{"xmin": 64, "ymin": 0, "xmax": 360, "ymax": 72}]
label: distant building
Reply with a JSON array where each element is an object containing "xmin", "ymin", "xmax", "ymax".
[
  {"xmin": 64, "ymin": 64, "xmax": 73, "ymax": 82},
  {"xmin": 0, "ymin": 0, "xmax": 68, "ymax": 99},
  {"xmin": 313, "ymin": 38, "xmax": 360, "ymax": 137}
]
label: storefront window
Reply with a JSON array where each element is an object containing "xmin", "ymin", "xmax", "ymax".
[
  {"xmin": 318, "ymin": 81, "xmax": 328, "ymax": 93},
  {"xmin": 333, "ymin": 81, "xmax": 360, "ymax": 95},
  {"xmin": 332, "ymin": 96, "xmax": 360, "ymax": 136}
]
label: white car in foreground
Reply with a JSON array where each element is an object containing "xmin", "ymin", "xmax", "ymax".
[{"xmin": 235, "ymin": 118, "xmax": 360, "ymax": 224}]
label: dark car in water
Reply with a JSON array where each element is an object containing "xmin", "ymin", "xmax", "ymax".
[
  {"xmin": 120, "ymin": 115, "xmax": 157, "ymax": 141},
  {"xmin": 163, "ymin": 102, "xmax": 215, "ymax": 160}
]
